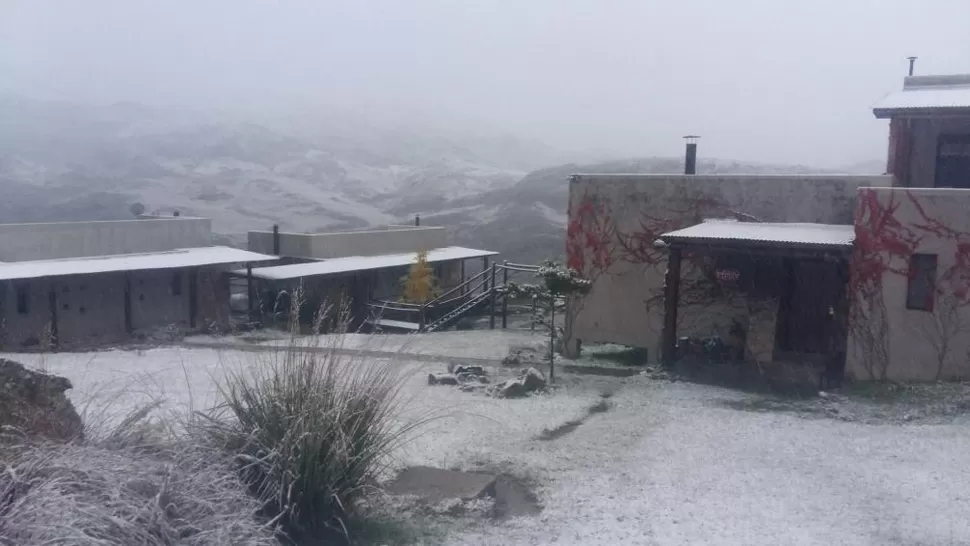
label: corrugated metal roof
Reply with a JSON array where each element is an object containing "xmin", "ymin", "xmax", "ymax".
[
  {"xmin": 660, "ymin": 220, "xmax": 854, "ymax": 249},
  {"xmin": 0, "ymin": 246, "xmax": 278, "ymax": 281},
  {"xmin": 873, "ymin": 74, "xmax": 970, "ymax": 117},
  {"xmin": 240, "ymin": 246, "xmax": 498, "ymax": 281}
]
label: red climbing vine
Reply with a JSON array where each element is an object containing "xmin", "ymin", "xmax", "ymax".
[{"xmin": 850, "ymin": 188, "xmax": 970, "ymax": 379}]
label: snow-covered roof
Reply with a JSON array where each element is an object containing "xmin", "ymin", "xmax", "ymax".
[
  {"xmin": 873, "ymin": 74, "xmax": 970, "ymax": 118},
  {"xmin": 660, "ymin": 220, "xmax": 855, "ymax": 249},
  {"xmin": 240, "ymin": 246, "xmax": 498, "ymax": 281},
  {"xmin": 0, "ymin": 247, "xmax": 278, "ymax": 281}
]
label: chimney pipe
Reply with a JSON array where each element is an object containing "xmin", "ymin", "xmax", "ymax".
[
  {"xmin": 415, "ymin": 214, "xmax": 420, "ymax": 227},
  {"xmin": 907, "ymin": 56, "xmax": 917, "ymax": 76},
  {"xmin": 683, "ymin": 135, "xmax": 700, "ymax": 175},
  {"xmin": 173, "ymin": 210, "xmax": 180, "ymax": 217},
  {"xmin": 272, "ymin": 224, "xmax": 280, "ymax": 255}
]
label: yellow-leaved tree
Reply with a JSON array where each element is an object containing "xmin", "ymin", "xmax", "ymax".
[{"xmin": 401, "ymin": 250, "xmax": 441, "ymax": 304}]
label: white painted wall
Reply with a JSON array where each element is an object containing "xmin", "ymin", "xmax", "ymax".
[
  {"xmin": 248, "ymin": 226, "xmax": 448, "ymax": 259},
  {"xmin": 0, "ymin": 217, "xmax": 212, "ymax": 261}
]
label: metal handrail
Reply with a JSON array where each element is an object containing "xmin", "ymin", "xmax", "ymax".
[{"xmin": 422, "ymin": 268, "xmax": 491, "ymax": 309}]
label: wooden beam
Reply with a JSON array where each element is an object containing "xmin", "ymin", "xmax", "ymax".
[
  {"xmin": 489, "ymin": 263, "xmax": 497, "ymax": 330},
  {"xmin": 501, "ymin": 261, "xmax": 509, "ymax": 329},
  {"xmin": 661, "ymin": 248, "xmax": 682, "ymax": 366}
]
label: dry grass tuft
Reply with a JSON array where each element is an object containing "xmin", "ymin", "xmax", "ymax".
[
  {"xmin": 0, "ymin": 405, "xmax": 277, "ymax": 546},
  {"xmin": 196, "ymin": 296, "xmax": 430, "ymax": 541}
]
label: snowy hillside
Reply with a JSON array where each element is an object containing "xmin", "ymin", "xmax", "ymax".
[
  {"xmin": 0, "ymin": 97, "xmax": 868, "ymax": 264},
  {"xmin": 0, "ymin": 97, "xmax": 554, "ymax": 235}
]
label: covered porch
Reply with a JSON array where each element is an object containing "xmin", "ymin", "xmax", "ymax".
[
  {"xmin": 232, "ymin": 246, "xmax": 499, "ymax": 331},
  {"xmin": 657, "ymin": 220, "xmax": 854, "ymax": 384}
]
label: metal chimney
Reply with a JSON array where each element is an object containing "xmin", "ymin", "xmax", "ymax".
[
  {"xmin": 415, "ymin": 214, "xmax": 421, "ymax": 227},
  {"xmin": 683, "ymin": 135, "xmax": 700, "ymax": 175},
  {"xmin": 907, "ymin": 56, "xmax": 917, "ymax": 76},
  {"xmin": 272, "ymin": 224, "xmax": 280, "ymax": 255}
]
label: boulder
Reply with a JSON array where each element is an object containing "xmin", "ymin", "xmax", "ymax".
[
  {"xmin": 0, "ymin": 359, "xmax": 83, "ymax": 441},
  {"xmin": 427, "ymin": 373, "xmax": 458, "ymax": 386},
  {"xmin": 500, "ymin": 354, "xmax": 522, "ymax": 366},
  {"xmin": 489, "ymin": 367, "xmax": 547, "ymax": 399},
  {"xmin": 493, "ymin": 379, "xmax": 529, "ymax": 398},
  {"xmin": 453, "ymin": 365, "xmax": 487, "ymax": 377},
  {"xmin": 456, "ymin": 372, "xmax": 489, "ymax": 384},
  {"xmin": 521, "ymin": 368, "xmax": 547, "ymax": 391}
]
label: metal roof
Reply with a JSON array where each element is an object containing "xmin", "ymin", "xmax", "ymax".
[
  {"xmin": 0, "ymin": 246, "xmax": 278, "ymax": 281},
  {"xmin": 659, "ymin": 220, "xmax": 855, "ymax": 249},
  {"xmin": 239, "ymin": 246, "xmax": 498, "ymax": 281},
  {"xmin": 873, "ymin": 74, "xmax": 970, "ymax": 118}
]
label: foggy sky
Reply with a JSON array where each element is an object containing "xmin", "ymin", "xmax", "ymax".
[{"xmin": 3, "ymin": 0, "xmax": 970, "ymax": 167}]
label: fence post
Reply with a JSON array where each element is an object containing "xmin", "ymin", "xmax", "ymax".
[
  {"xmin": 501, "ymin": 261, "xmax": 509, "ymax": 329},
  {"xmin": 489, "ymin": 263, "xmax": 497, "ymax": 330},
  {"xmin": 531, "ymin": 294, "xmax": 537, "ymax": 332}
]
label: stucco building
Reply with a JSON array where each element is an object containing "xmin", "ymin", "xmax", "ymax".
[
  {"xmin": 565, "ymin": 70, "xmax": 970, "ymax": 381},
  {"xmin": 0, "ymin": 216, "xmax": 274, "ymax": 349},
  {"xmin": 240, "ymin": 224, "xmax": 497, "ymax": 331}
]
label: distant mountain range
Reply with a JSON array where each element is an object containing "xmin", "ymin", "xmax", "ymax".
[{"xmin": 0, "ymin": 97, "xmax": 881, "ymax": 263}]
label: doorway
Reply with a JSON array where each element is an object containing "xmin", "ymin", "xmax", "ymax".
[{"xmin": 776, "ymin": 259, "xmax": 848, "ymax": 359}]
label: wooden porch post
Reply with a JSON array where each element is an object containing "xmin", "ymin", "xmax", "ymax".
[
  {"xmin": 483, "ymin": 256, "xmax": 490, "ymax": 295},
  {"xmin": 501, "ymin": 261, "xmax": 509, "ymax": 329},
  {"xmin": 489, "ymin": 263, "xmax": 497, "ymax": 330},
  {"xmin": 661, "ymin": 248, "xmax": 682, "ymax": 366},
  {"xmin": 460, "ymin": 260, "xmax": 466, "ymax": 296}
]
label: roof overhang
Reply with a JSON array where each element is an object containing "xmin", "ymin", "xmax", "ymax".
[
  {"xmin": 872, "ymin": 75, "xmax": 970, "ymax": 119},
  {"xmin": 0, "ymin": 247, "xmax": 278, "ymax": 282},
  {"xmin": 658, "ymin": 220, "xmax": 854, "ymax": 258},
  {"xmin": 237, "ymin": 246, "xmax": 499, "ymax": 281}
]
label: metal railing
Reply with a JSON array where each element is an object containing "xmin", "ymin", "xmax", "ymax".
[{"xmin": 366, "ymin": 260, "xmax": 541, "ymax": 332}]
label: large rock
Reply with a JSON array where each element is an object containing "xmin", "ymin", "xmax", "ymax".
[
  {"xmin": 521, "ymin": 367, "xmax": 547, "ymax": 391},
  {"xmin": 491, "ymin": 367, "xmax": 547, "ymax": 399},
  {"xmin": 0, "ymin": 359, "xmax": 83, "ymax": 441},
  {"xmin": 428, "ymin": 373, "xmax": 458, "ymax": 386}
]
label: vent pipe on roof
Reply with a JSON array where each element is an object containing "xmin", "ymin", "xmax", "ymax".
[
  {"xmin": 272, "ymin": 224, "xmax": 280, "ymax": 255},
  {"xmin": 907, "ymin": 56, "xmax": 917, "ymax": 76},
  {"xmin": 415, "ymin": 214, "xmax": 420, "ymax": 226},
  {"xmin": 683, "ymin": 135, "xmax": 700, "ymax": 175}
]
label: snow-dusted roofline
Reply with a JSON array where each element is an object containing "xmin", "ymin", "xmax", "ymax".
[
  {"xmin": 0, "ymin": 247, "xmax": 277, "ymax": 281},
  {"xmin": 239, "ymin": 246, "xmax": 498, "ymax": 281},
  {"xmin": 660, "ymin": 219, "xmax": 855, "ymax": 249}
]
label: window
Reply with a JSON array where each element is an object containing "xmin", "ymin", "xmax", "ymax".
[
  {"xmin": 15, "ymin": 285, "xmax": 28, "ymax": 315},
  {"xmin": 906, "ymin": 254, "xmax": 937, "ymax": 311},
  {"xmin": 171, "ymin": 272, "xmax": 183, "ymax": 296}
]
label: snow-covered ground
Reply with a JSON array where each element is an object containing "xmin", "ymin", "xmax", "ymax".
[{"xmin": 7, "ymin": 330, "xmax": 970, "ymax": 545}]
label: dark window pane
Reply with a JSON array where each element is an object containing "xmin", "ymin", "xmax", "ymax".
[
  {"xmin": 906, "ymin": 254, "xmax": 937, "ymax": 311},
  {"xmin": 16, "ymin": 285, "xmax": 28, "ymax": 315},
  {"xmin": 172, "ymin": 272, "xmax": 183, "ymax": 296}
]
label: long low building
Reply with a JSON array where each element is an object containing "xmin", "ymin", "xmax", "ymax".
[
  {"xmin": 238, "ymin": 225, "xmax": 498, "ymax": 330},
  {"xmin": 0, "ymin": 217, "xmax": 275, "ymax": 349}
]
